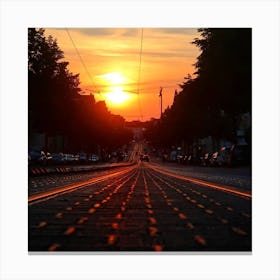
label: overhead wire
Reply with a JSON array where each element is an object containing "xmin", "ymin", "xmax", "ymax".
[
  {"xmin": 136, "ymin": 28, "xmax": 144, "ymax": 121},
  {"xmin": 65, "ymin": 28, "xmax": 103, "ymax": 98}
]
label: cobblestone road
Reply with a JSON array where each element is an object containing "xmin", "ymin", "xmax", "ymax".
[{"xmin": 29, "ymin": 162, "xmax": 251, "ymax": 252}]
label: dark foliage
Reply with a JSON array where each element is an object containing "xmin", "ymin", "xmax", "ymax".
[
  {"xmin": 28, "ymin": 28, "xmax": 132, "ymax": 153},
  {"xmin": 146, "ymin": 28, "xmax": 252, "ymax": 149}
]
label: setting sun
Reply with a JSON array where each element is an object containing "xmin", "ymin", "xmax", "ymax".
[
  {"xmin": 44, "ymin": 28, "xmax": 200, "ymax": 121},
  {"xmin": 105, "ymin": 86, "xmax": 131, "ymax": 105},
  {"xmin": 98, "ymin": 72, "xmax": 127, "ymax": 85},
  {"xmin": 97, "ymin": 72, "xmax": 132, "ymax": 105}
]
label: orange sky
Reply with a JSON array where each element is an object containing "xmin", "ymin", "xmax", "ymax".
[{"xmin": 45, "ymin": 28, "xmax": 200, "ymax": 121}]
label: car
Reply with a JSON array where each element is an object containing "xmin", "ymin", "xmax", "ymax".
[
  {"xmin": 77, "ymin": 152, "xmax": 87, "ymax": 162},
  {"xmin": 140, "ymin": 154, "xmax": 150, "ymax": 162},
  {"xmin": 229, "ymin": 144, "xmax": 250, "ymax": 166},
  {"xmin": 201, "ymin": 153, "xmax": 211, "ymax": 167},
  {"xmin": 64, "ymin": 154, "xmax": 75, "ymax": 163},
  {"xmin": 51, "ymin": 152, "xmax": 65, "ymax": 164},
  {"xmin": 89, "ymin": 154, "xmax": 99, "ymax": 162},
  {"xmin": 209, "ymin": 151, "xmax": 225, "ymax": 167},
  {"xmin": 28, "ymin": 150, "xmax": 47, "ymax": 165},
  {"xmin": 218, "ymin": 147, "xmax": 232, "ymax": 167}
]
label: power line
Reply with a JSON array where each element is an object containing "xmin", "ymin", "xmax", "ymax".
[
  {"xmin": 65, "ymin": 28, "xmax": 102, "ymax": 97},
  {"xmin": 136, "ymin": 28, "xmax": 144, "ymax": 120}
]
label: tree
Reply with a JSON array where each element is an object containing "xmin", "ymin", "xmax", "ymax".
[
  {"xmin": 28, "ymin": 28, "xmax": 81, "ymax": 137},
  {"xmin": 146, "ymin": 28, "xmax": 252, "ymax": 150},
  {"xmin": 28, "ymin": 28, "xmax": 133, "ymax": 154}
]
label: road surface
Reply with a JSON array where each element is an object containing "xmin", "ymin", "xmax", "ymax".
[{"xmin": 28, "ymin": 162, "xmax": 251, "ymax": 252}]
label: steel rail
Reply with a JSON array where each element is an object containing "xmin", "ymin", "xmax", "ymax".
[
  {"xmin": 147, "ymin": 164, "xmax": 251, "ymax": 199},
  {"xmin": 28, "ymin": 166, "xmax": 136, "ymax": 204}
]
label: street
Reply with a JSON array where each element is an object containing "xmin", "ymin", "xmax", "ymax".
[{"xmin": 28, "ymin": 162, "xmax": 251, "ymax": 252}]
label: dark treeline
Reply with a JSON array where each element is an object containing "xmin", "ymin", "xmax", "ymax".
[
  {"xmin": 28, "ymin": 28, "xmax": 132, "ymax": 154},
  {"xmin": 146, "ymin": 28, "xmax": 251, "ymax": 151}
]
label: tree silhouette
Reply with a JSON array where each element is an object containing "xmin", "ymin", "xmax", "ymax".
[
  {"xmin": 28, "ymin": 28, "xmax": 132, "ymax": 155},
  {"xmin": 146, "ymin": 28, "xmax": 251, "ymax": 152}
]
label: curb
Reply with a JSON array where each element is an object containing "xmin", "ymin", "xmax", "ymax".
[{"xmin": 29, "ymin": 162, "xmax": 135, "ymax": 176}]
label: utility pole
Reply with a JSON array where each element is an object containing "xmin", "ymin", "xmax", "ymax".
[{"xmin": 159, "ymin": 87, "xmax": 163, "ymax": 118}]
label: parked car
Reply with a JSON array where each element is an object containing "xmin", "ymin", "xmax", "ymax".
[
  {"xmin": 89, "ymin": 154, "xmax": 99, "ymax": 162},
  {"xmin": 28, "ymin": 150, "xmax": 48, "ymax": 165},
  {"xmin": 229, "ymin": 144, "xmax": 250, "ymax": 167},
  {"xmin": 218, "ymin": 147, "xmax": 232, "ymax": 167},
  {"xmin": 77, "ymin": 152, "xmax": 87, "ymax": 163},
  {"xmin": 209, "ymin": 152, "xmax": 219, "ymax": 167},
  {"xmin": 51, "ymin": 153, "xmax": 65, "ymax": 164},
  {"xmin": 208, "ymin": 151, "xmax": 224, "ymax": 167},
  {"xmin": 64, "ymin": 154, "xmax": 75, "ymax": 163},
  {"xmin": 201, "ymin": 153, "xmax": 211, "ymax": 167}
]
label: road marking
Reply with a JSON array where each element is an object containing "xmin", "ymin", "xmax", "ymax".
[
  {"xmin": 108, "ymin": 234, "xmax": 117, "ymax": 245},
  {"xmin": 77, "ymin": 217, "xmax": 88, "ymax": 225},
  {"xmin": 64, "ymin": 226, "xmax": 75, "ymax": 235},
  {"xmin": 153, "ymin": 245, "xmax": 163, "ymax": 251},
  {"xmin": 74, "ymin": 201, "xmax": 80, "ymax": 205},
  {"xmin": 232, "ymin": 227, "xmax": 247, "ymax": 236},
  {"xmin": 226, "ymin": 207, "xmax": 233, "ymax": 212},
  {"xmin": 112, "ymin": 223, "xmax": 119, "ymax": 229},
  {"xmin": 205, "ymin": 209, "xmax": 214, "ymax": 215},
  {"xmin": 88, "ymin": 208, "xmax": 96, "ymax": 214},
  {"xmin": 186, "ymin": 222, "xmax": 194, "ymax": 229},
  {"xmin": 178, "ymin": 213, "xmax": 187, "ymax": 219},
  {"xmin": 116, "ymin": 213, "xmax": 122, "ymax": 219},
  {"xmin": 194, "ymin": 235, "xmax": 207, "ymax": 246},
  {"xmin": 149, "ymin": 226, "xmax": 158, "ymax": 237},
  {"xmin": 242, "ymin": 212, "xmax": 251, "ymax": 218},
  {"xmin": 197, "ymin": 204, "xmax": 205, "ymax": 209},
  {"xmin": 148, "ymin": 165, "xmax": 251, "ymax": 199},
  {"xmin": 38, "ymin": 221, "xmax": 47, "ymax": 228},
  {"xmin": 55, "ymin": 212, "xmax": 63, "ymax": 218},
  {"xmin": 148, "ymin": 217, "xmax": 157, "ymax": 225},
  {"xmin": 28, "ymin": 166, "xmax": 135, "ymax": 204},
  {"xmin": 219, "ymin": 218, "xmax": 228, "ymax": 224},
  {"xmin": 48, "ymin": 243, "xmax": 61, "ymax": 251}
]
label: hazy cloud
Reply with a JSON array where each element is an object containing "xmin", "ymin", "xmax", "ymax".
[{"xmin": 156, "ymin": 28, "xmax": 199, "ymax": 35}]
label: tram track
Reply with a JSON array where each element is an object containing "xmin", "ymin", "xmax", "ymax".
[
  {"xmin": 28, "ymin": 165, "xmax": 137, "ymax": 204},
  {"xmin": 28, "ymin": 163, "xmax": 251, "ymax": 252}
]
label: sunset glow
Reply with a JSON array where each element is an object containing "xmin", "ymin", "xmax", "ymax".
[
  {"xmin": 97, "ymin": 72, "xmax": 131, "ymax": 105},
  {"xmin": 98, "ymin": 72, "xmax": 128, "ymax": 85},
  {"xmin": 105, "ymin": 86, "xmax": 131, "ymax": 105},
  {"xmin": 44, "ymin": 28, "xmax": 200, "ymax": 120}
]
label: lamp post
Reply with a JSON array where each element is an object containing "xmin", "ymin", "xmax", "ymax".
[{"xmin": 159, "ymin": 87, "xmax": 163, "ymax": 118}]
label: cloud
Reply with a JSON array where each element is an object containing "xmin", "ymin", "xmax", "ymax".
[
  {"xmin": 156, "ymin": 28, "xmax": 199, "ymax": 35},
  {"xmin": 61, "ymin": 27, "xmax": 199, "ymax": 38},
  {"xmin": 68, "ymin": 28, "xmax": 139, "ymax": 37}
]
